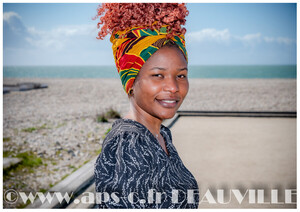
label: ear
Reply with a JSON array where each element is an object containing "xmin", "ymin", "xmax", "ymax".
[{"xmin": 128, "ymin": 88, "xmax": 134, "ymax": 96}]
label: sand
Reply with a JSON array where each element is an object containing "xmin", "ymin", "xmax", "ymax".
[
  {"xmin": 2, "ymin": 78, "xmax": 296, "ymax": 208},
  {"xmin": 171, "ymin": 116, "xmax": 296, "ymax": 208}
]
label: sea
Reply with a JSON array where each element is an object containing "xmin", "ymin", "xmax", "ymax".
[{"xmin": 3, "ymin": 65, "xmax": 296, "ymax": 79}]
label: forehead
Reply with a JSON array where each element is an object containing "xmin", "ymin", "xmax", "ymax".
[{"xmin": 141, "ymin": 46, "xmax": 187, "ymax": 70}]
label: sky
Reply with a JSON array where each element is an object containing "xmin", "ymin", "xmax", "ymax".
[{"xmin": 3, "ymin": 3, "xmax": 297, "ymax": 66}]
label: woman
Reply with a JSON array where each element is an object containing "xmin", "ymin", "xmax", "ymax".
[{"xmin": 94, "ymin": 3, "xmax": 199, "ymax": 208}]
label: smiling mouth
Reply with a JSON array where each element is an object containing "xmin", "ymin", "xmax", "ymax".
[{"xmin": 156, "ymin": 99, "xmax": 180, "ymax": 108}]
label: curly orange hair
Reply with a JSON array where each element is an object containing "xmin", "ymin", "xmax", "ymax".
[{"xmin": 95, "ymin": 3, "xmax": 189, "ymax": 40}]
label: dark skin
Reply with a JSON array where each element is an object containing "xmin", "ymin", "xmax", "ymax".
[{"xmin": 124, "ymin": 46, "xmax": 189, "ymax": 156}]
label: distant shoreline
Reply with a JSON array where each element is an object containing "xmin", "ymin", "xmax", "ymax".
[{"xmin": 3, "ymin": 65, "xmax": 296, "ymax": 79}]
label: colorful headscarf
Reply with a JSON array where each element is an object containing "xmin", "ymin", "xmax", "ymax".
[{"xmin": 110, "ymin": 26, "xmax": 188, "ymax": 94}]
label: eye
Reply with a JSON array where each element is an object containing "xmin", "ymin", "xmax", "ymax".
[
  {"xmin": 152, "ymin": 74, "xmax": 163, "ymax": 78},
  {"xmin": 177, "ymin": 74, "xmax": 186, "ymax": 79}
]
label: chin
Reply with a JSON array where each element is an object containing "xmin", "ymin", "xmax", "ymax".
[{"xmin": 157, "ymin": 110, "xmax": 177, "ymax": 120}]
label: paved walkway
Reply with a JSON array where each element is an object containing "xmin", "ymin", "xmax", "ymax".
[{"xmin": 171, "ymin": 116, "xmax": 296, "ymax": 208}]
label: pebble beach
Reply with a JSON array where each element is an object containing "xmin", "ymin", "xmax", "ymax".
[{"xmin": 3, "ymin": 78, "xmax": 296, "ymax": 208}]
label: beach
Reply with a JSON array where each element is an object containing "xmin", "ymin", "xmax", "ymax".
[{"xmin": 3, "ymin": 78, "xmax": 296, "ymax": 208}]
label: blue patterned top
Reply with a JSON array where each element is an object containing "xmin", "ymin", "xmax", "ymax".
[{"xmin": 94, "ymin": 118, "xmax": 199, "ymax": 208}]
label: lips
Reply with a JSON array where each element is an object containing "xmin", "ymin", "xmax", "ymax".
[{"xmin": 156, "ymin": 98, "xmax": 180, "ymax": 108}]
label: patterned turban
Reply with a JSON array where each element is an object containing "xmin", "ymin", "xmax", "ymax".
[{"xmin": 110, "ymin": 26, "xmax": 188, "ymax": 94}]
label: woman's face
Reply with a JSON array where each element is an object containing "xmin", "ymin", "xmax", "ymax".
[{"xmin": 131, "ymin": 46, "xmax": 189, "ymax": 121}]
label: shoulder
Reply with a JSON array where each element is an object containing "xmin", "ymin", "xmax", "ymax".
[
  {"xmin": 95, "ymin": 119, "xmax": 153, "ymax": 174},
  {"xmin": 109, "ymin": 118, "xmax": 146, "ymax": 135},
  {"xmin": 103, "ymin": 118, "xmax": 147, "ymax": 146},
  {"xmin": 98, "ymin": 119, "xmax": 151, "ymax": 160}
]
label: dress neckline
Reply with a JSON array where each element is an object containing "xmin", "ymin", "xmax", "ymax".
[{"xmin": 115, "ymin": 118, "xmax": 172, "ymax": 158}]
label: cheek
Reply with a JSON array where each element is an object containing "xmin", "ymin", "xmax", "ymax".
[
  {"xmin": 180, "ymin": 80, "xmax": 189, "ymax": 98},
  {"xmin": 136, "ymin": 78, "xmax": 161, "ymax": 98}
]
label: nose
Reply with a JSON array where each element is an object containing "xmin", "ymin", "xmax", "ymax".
[{"xmin": 163, "ymin": 77, "xmax": 179, "ymax": 93}]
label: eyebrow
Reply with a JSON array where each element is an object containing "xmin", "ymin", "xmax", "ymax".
[{"xmin": 150, "ymin": 67, "xmax": 188, "ymax": 71}]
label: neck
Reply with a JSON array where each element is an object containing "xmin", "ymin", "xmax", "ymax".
[{"xmin": 125, "ymin": 100, "xmax": 162, "ymax": 136}]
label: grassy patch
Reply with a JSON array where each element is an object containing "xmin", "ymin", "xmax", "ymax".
[
  {"xmin": 22, "ymin": 127, "xmax": 37, "ymax": 133},
  {"xmin": 55, "ymin": 122, "xmax": 66, "ymax": 128},
  {"xmin": 105, "ymin": 108, "xmax": 121, "ymax": 119},
  {"xmin": 22, "ymin": 124, "xmax": 48, "ymax": 133},
  {"xmin": 16, "ymin": 151, "xmax": 43, "ymax": 167},
  {"xmin": 95, "ymin": 148, "xmax": 102, "ymax": 155},
  {"xmin": 39, "ymin": 123, "xmax": 48, "ymax": 129},
  {"xmin": 96, "ymin": 108, "xmax": 121, "ymax": 123},
  {"xmin": 55, "ymin": 150, "xmax": 64, "ymax": 156},
  {"xmin": 3, "ymin": 137, "xmax": 11, "ymax": 142},
  {"xmin": 104, "ymin": 128, "xmax": 111, "ymax": 136},
  {"xmin": 3, "ymin": 151, "xmax": 15, "ymax": 157},
  {"xmin": 87, "ymin": 132, "xmax": 93, "ymax": 138},
  {"xmin": 68, "ymin": 165, "xmax": 76, "ymax": 169},
  {"xmin": 72, "ymin": 168, "xmax": 78, "ymax": 173},
  {"xmin": 39, "ymin": 188, "xmax": 47, "ymax": 193},
  {"xmin": 61, "ymin": 174, "xmax": 69, "ymax": 181},
  {"xmin": 102, "ymin": 128, "xmax": 111, "ymax": 139},
  {"xmin": 18, "ymin": 200, "xmax": 32, "ymax": 209},
  {"xmin": 96, "ymin": 114, "xmax": 108, "ymax": 123},
  {"xmin": 4, "ymin": 151, "xmax": 43, "ymax": 180}
]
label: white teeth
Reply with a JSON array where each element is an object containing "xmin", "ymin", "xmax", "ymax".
[{"xmin": 161, "ymin": 100, "xmax": 176, "ymax": 103}]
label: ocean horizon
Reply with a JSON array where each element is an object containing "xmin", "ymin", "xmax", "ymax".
[{"xmin": 3, "ymin": 65, "xmax": 296, "ymax": 79}]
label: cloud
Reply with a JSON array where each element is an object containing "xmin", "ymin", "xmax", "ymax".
[
  {"xmin": 33, "ymin": 24, "xmax": 95, "ymax": 38},
  {"xmin": 237, "ymin": 33, "xmax": 261, "ymax": 42},
  {"xmin": 234, "ymin": 33, "xmax": 262, "ymax": 47},
  {"xmin": 187, "ymin": 28, "xmax": 295, "ymax": 46},
  {"xmin": 3, "ymin": 11, "xmax": 21, "ymax": 22},
  {"xmin": 3, "ymin": 11, "xmax": 110, "ymax": 65},
  {"xmin": 4, "ymin": 11, "xmax": 97, "ymax": 51},
  {"xmin": 187, "ymin": 28, "xmax": 231, "ymax": 43},
  {"xmin": 25, "ymin": 24, "xmax": 96, "ymax": 50},
  {"xmin": 264, "ymin": 36, "xmax": 295, "ymax": 45},
  {"xmin": 25, "ymin": 37, "xmax": 64, "ymax": 50},
  {"xmin": 3, "ymin": 11, "xmax": 27, "ymax": 34}
]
